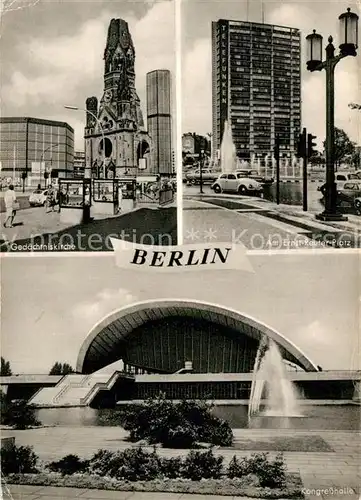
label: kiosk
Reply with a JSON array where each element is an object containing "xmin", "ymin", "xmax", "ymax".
[
  {"xmin": 91, "ymin": 179, "xmax": 119, "ymax": 216},
  {"xmin": 118, "ymin": 178, "xmax": 136, "ymax": 213},
  {"xmin": 59, "ymin": 179, "xmax": 91, "ymax": 225}
]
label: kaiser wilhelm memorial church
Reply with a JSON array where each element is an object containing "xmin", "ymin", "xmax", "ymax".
[{"xmin": 84, "ymin": 19, "xmax": 152, "ymax": 179}]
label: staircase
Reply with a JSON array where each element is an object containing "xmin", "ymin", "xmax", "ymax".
[{"xmin": 29, "ymin": 372, "xmax": 129, "ymax": 408}]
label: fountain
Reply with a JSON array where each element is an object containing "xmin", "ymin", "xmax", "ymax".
[
  {"xmin": 271, "ymin": 156, "xmax": 276, "ymax": 178},
  {"xmin": 284, "ymin": 156, "xmax": 290, "ymax": 178},
  {"xmin": 291, "ymin": 155, "xmax": 298, "ymax": 179},
  {"xmin": 248, "ymin": 337, "xmax": 301, "ymax": 419},
  {"xmin": 264, "ymin": 153, "xmax": 270, "ymax": 178},
  {"xmin": 220, "ymin": 120, "xmax": 237, "ymax": 173}
]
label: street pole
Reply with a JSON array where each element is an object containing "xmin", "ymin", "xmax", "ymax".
[
  {"xmin": 275, "ymin": 135, "xmax": 280, "ymax": 205},
  {"xmin": 64, "ymin": 106, "xmax": 105, "ymax": 179},
  {"xmin": 302, "ymin": 133, "xmax": 308, "ymax": 212},
  {"xmin": 199, "ymin": 149, "xmax": 204, "ymax": 194},
  {"xmin": 306, "ymin": 8, "xmax": 359, "ymax": 221}
]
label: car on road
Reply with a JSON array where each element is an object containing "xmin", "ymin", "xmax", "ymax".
[
  {"xmin": 185, "ymin": 169, "xmax": 220, "ymax": 185},
  {"xmin": 29, "ymin": 189, "xmax": 49, "ymax": 206},
  {"xmin": 211, "ymin": 172, "xmax": 263, "ymax": 195},
  {"xmin": 235, "ymin": 169, "xmax": 274, "ymax": 185},
  {"xmin": 318, "ymin": 172, "xmax": 360, "ymax": 195},
  {"xmin": 336, "ymin": 181, "xmax": 361, "ymax": 206},
  {"xmin": 335, "ymin": 172, "xmax": 359, "ymax": 183}
]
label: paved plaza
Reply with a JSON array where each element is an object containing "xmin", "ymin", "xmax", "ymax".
[
  {"xmin": 2, "ymin": 484, "xmax": 286, "ymax": 500},
  {"xmin": 0, "ymin": 205, "xmax": 177, "ymax": 251},
  {"xmin": 2, "ymin": 427, "xmax": 360, "ymax": 499},
  {"xmin": 183, "ymin": 188, "xmax": 361, "ymax": 249}
]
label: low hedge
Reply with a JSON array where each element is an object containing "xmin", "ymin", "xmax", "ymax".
[
  {"xmin": 5, "ymin": 473, "xmax": 304, "ymax": 498},
  {"xmin": 2, "ymin": 444, "xmax": 290, "ymax": 490}
]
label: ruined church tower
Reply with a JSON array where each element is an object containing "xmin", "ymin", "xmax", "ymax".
[{"xmin": 84, "ymin": 19, "xmax": 152, "ymax": 179}]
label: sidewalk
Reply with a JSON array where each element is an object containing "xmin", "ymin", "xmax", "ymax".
[
  {"xmin": 185, "ymin": 192, "xmax": 361, "ymax": 234},
  {"xmin": 2, "ymin": 427, "xmax": 360, "ymax": 499},
  {"xmin": 1, "ymin": 484, "xmax": 273, "ymax": 500},
  {"xmin": 0, "ymin": 206, "xmax": 177, "ymax": 251}
]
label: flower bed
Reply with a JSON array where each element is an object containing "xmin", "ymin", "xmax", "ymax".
[{"xmin": 5, "ymin": 472, "xmax": 304, "ymax": 498}]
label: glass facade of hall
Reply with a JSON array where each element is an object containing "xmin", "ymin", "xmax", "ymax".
[
  {"xmin": 212, "ymin": 19, "xmax": 301, "ymax": 159},
  {"xmin": 146, "ymin": 70, "xmax": 172, "ymax": 175},
  {"xmin": 0, "ymin": 118, "xmax": 74, "ymax": 186},
  {"xmin": 122, "ymin": 316, "xmax": 259, "ymax": 374}
]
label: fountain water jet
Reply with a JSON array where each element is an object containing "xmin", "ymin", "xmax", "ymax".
[
  {"xmin": 220, "ymin": 120, "xmax": 237, "ymax": 173},
  {"xmin": 248, "ymin": 338, "xmax": 301, "ymax": 419}
]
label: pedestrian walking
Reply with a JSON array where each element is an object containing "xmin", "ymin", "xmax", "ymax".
[
  {"xmin": 3, "ymin": 185, "xmax": 18, "ymax": 228},
  {"xmin": 45, "ymin": 187, "xmax": 56, "ymax": 213}
]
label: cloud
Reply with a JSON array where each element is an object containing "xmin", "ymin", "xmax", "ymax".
[
  {"xmin": 2, "ymin": 1, "xmax": 175, "ymax": 149},
  {"xmin": 182, "ymin": 38, "xmax": 211, "ymax": 134},
  {"xmin": 181, "ymin": 2, "xmax": 360, "ymax": 144},
  {"xmin": 73, "ymin": 287, "xmax": 136, "ymax": 324}
]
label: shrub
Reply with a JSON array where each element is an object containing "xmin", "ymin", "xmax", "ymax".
[
  {"xmin": 227, "ymin": 455, "xmax": 249, "ymax": 478},
  {"xmin": 47, "ymin": 454, "xmax": 89, "ymax": 476},
  {"xmin": 227, "ymin": 452, "xmax": 287, "ymax": 488},
  {"xmin": 117, "ymin": 394, "xmax": 233, "ymax": 448},
  {"xmin": 181, "ymin": 449, "xmax": 224, "ymax": 481},
  {"xmin": 202, "ymin": 417, "xmax": 233, "ymax": 447},
  {"xmin": 89, "ymin": 447, "xmax": 161, "ymax": 481},
  {"xmin": 117, "ymin": 447, "xmax": 161, "ymax": 481},
  {"xmin": 1, "ymin": 399, "xmax": 41, "ymax": 430},
  {"xmin": 160, "ymin": 456, "xmax": 183, "ymax": 479},
  {"xmin": 1, "ymin": 445, "xmax": 38, "ymax": 474},
  {"xmin": 162, "ymin": 423, "xmax": 198, "ymax": 449},
  {"xmin": 88, "ymin": 449, "xmax": 122, "ymax": 477}
]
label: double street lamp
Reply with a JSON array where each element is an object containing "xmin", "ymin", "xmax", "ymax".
[
  {"xmin": 64, "ymin": 105, "xmax": 106, "ymax": 179},
  {"xmin": 306, "ymin": 7, "xmax": 359, "ymax": 221}
]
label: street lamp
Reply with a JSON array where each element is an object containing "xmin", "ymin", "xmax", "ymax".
[
  {"xmin": 40, "ymin": 143, "xmax": 59, "ymax": 189},
  {"xmin": 64, "ymin": 105, "xmax": 106, "ymax": 179},
  {"xmin": 306, "ymin": 7, "xmax": 359, "ymax": 221}
]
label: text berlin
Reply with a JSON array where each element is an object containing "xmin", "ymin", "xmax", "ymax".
[{"xmin": 131, "ymin": 247, "xmax": 231, "ymax": 268}]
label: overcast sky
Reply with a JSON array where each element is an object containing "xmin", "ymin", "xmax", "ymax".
[
  {"xmin": 2, "ymin": 251, "xmax": 359, "ymax": 374},
  {"xmin": 1, "ymin": 0, "xmax": 359, "ymax": 150}
]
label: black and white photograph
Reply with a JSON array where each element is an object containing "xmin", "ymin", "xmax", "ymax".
[
  {"xmin": 1, "ymin": 251, "xmax": 360, "ymax": 499},
  {"xmin": 181, "ymin": 0, "xmax": 361, "ymax": 250},
  {"xmin": 1, "ymin": 0, "xmax": 360, "ymax": 499},
  {"xmin": 0, "ymin": 0, "xmax": 177, "ymax": 252}
]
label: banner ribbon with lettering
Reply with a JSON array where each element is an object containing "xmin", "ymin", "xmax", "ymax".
[{"xmin": 110, "ymin": 238, "xmax": 253, "ymax": 272}]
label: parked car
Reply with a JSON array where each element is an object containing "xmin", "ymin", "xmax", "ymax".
[
  {"xmin": 235, "ymin": 169, "xmax": 274, "ymax": 185},
  {"xmin": 354, "ymin": 197, "xmax": 361, "ymax": 214},
  {"xmin": 318, "ymin": 172, "xmax": 360, "ymax": 195},
  {"xmin": 185, "ymin": 169, "xmax": 219, "ymax": 185},
  {"xmin": 211, "ymin": 172, "xmax": 263, "ymax": 195},
  {"xmin": 336, "ymin": 181, "xmax": 361, "ymax": 206},
  {"xmin": 29, "ymin": 189, "xmax": 48, "ymax": 206}
]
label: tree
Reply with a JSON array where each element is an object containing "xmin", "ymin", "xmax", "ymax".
[
  {"xmin": 49, "ymin": 362, "xmax": 74, "ymax": 375},
  {"xmin": 323, "ymin": 127, "xmax": 356, "ymax": 169},
  {"xmin": 1, "ymin": 357, "xmax": 12, "ymax": 376}
]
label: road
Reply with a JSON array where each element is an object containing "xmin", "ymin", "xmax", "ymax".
[
  {"xmin": 0, "ymin": 205, "xmax": 177, "ymax": 252},
  {"xmin": 183, "ymin": 187, "xmax": 360, "ymax": 249}
]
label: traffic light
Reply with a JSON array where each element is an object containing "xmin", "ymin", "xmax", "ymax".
[
  {"xmin": 307, "ymin": 133, "xmax": 317, "ymax": 158},
  {"xmin": 296, "ymin": 129, "xmax": 307, "ymax": 158}
]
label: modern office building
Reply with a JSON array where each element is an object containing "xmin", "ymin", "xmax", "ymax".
[
  {"xmin": 212, "ymin": 19, "xmax": 301, "ymax": 160},
  {"xmin": 0, "ymin": 117, "xmax": 74, "ymax": 186},
  {"xmin": 73, "ymin": 151, "xmax": 86, "ymax": 178},
  {"xmin": 146, "ymin": 69, "xmax": 172, "ymax": 175}
]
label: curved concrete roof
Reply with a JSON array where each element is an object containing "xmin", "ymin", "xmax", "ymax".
[{"xmin": 76, "ymin": 299, "xmax": 318, "ymax": 373}]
